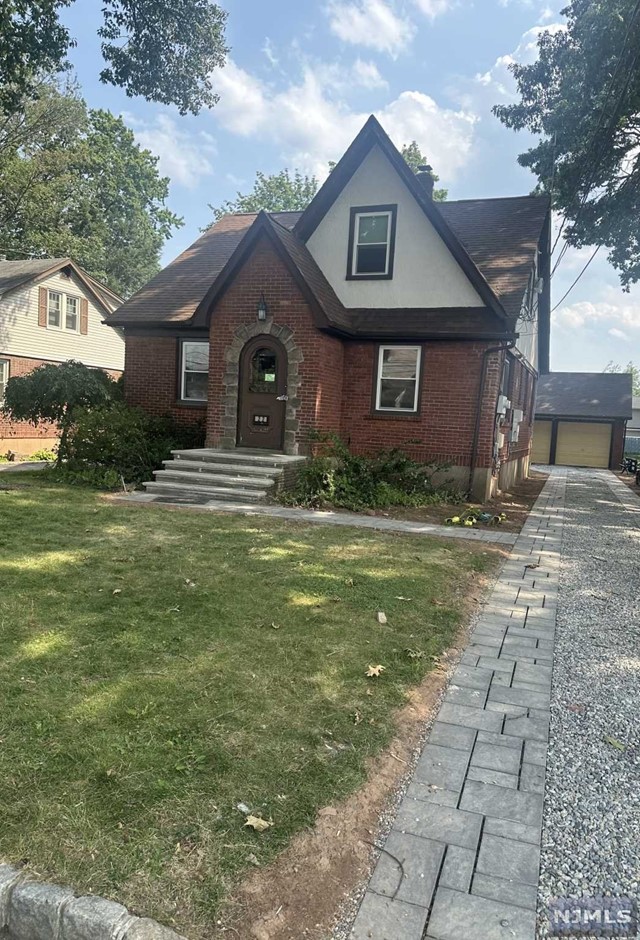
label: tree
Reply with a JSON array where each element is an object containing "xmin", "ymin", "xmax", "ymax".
[
  {"xmin": 493, "ymin": 0, "xmax": 640, "ymax": 288},
  {"xmin": 604, "ymin": 360, "xmax": 640, "ymax": 396},
  {"xmin": 2, "ymin": 361, "xmax": 117, "ymax": 465},
  {"xmin": 401, "ymin": 142, "xmax": 448, "ymax": 200},
  {"xmin": 207, "ymin": 145, "xmax": 448, "ymax": 224},
  {"xmin": 0, "ymin": 0, "xmax": 228, "ymax": 116},
  {"xmin": 0, "ymin": 81, "xmax": 182, "ymax": 296}
]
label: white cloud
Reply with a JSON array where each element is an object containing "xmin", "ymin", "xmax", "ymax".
[
  {"xmin": 124, "ymin": 114, "xmax": 216, "ymax": 189},
  {"xmin": 553, "ymin": 292, "xmax": 640, "ymax": 334},
  {"xmin": 326, "ymin": 0, "xmax": 415, "ymax": 57},
  {"xmin": 352, "ymin": 59, "xmax": 389, "ymax": 89},
  {"xmin": 413, "ymin": 0, "xmax": 453, "ymax": 18},
  {"xmin": 474, "ymin": 22, "xmax": 566, "ymax": 99},
  {"xmin": 609, "ymin": 328, "xmax": 629, "ymax": 340},
  {"xmin": 210, "ymin": 58, "xmax": 477, "ymax": 180}
]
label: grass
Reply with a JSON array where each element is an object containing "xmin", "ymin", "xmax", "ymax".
[{"xmin": 0, "ymin": 475, "xmax": 500, "ymax": 936}]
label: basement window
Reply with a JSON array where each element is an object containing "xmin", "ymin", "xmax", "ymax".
[
  {"xmin": 375, "ymin": 345, "xmax": 421, "ymax": 412},
  {"xmin": 348, "ymin": 205, "xmax": 397, "ymax": 279},
  {"xmin": 180, "ymin": 341, "xmax": 209, "ymax": 402}
]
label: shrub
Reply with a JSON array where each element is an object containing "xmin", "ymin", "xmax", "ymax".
[
  {"xmin": 29, "ymin": 449, "xmax": 57, "ymax": 462},
  {"xmin": 61, "ymin": 403, "xmax": 205, "ymax": 488},
  {"xmin": 282, "ymin": 433, "xmax": 462, "ymax": 511}
]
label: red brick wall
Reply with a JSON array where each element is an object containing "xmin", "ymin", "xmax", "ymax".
[
  {"xmin": 341, "ymin": 341, "xmax": 503, "ymax": 469},
  {"xmin": 206, "ymin": 237, "xmax": 345, "ymax": 448},
  {"xmin": 0, "ymin": 354, "xmax": 122, "ymax": 444},
  {"xmin": 611, "ymin": 419, "xmax": 625, "ymax": 469},
  {"xmin": 124, "ymin": 335, "xmax": 206, "ymax": 428},
  {"xmin": 498, "ymin": 355, "xmax": 537, "ymax": 469}
]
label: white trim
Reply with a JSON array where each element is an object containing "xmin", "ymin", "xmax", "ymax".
[
  {"xmin": 180, "ymin": 340, "xmax": 209, "ymax": 402},
  {"xmin": 0, "ymin": 358, "xmax": 9, "ymax": 406},
  {"xmin": 375, "ymin": 345, "xmax": 421, "ymax": 413},
  {"xmin": 352, "ymin": 210, "xmax": 392, "ymax": 277}
]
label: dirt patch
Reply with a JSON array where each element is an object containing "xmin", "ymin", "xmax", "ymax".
[
  {"xmin": 365, "ymin": 469, "xmax": 548, "ymax": 534},
  {"xmin": 212, "ymin": 562, "xmax": 507, "ymax": 940}
]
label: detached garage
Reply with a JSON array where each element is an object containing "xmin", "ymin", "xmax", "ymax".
[{"xmin": 532, "ymin": 372, "xmax": 632, "ymax": 469}]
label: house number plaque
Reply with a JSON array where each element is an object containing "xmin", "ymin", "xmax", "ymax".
[{"xmin": 253, "ymin": 414, "xmax": 269, "ymax": 426}]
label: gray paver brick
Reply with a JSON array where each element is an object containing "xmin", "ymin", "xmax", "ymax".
[
  {"xmin": 485, "ymin": 700, "xmax": 528, "ymax": 718},
  {"xmin": 519, "ymin": 762, "xmax": 546, "ymax": 794},
  {"xmin": 472, "ymin": 742, "xmax": 522, "ymax": 775},
  {"xmin": 460, "ymin": 780, "xmax": 543, "ymax": 828},
  {"xmin": 514, "ymin": 662, "xmax": 553, "ymax": 685},
  {"xmin": 452, "ymin": 665, "xmax": 493, "ymax": 690},
  {"xmin": 478, "ymin": 656, "xmax": 515, "ymax": 674},
  {"xmin": 483, "ymin": 815, "xmax": 542, "ymax": 846},
  {"xmin": 413, "ymin": 744, "xmax": 470, "ymax": 790},
  {"xmin": 437, "ymin": 702, "xmax": 503, "ymax": 732},
  {"xmin": 476, "ymin": 730, "xmax": 522, "ymax": 749},
  {"xmin": 350, "ymin": 891, "xmax": 427, "ymax": 940},
  {"xmin": 466, "ymin": 765, "xmax": 519, "ymax": 789},
  {"xmin": 488, "ymin": 686, "xmax": 551, "ymax": 710},
  {"xmin": 406, "ymin": 781, "xmax": 460, "ymax": 806},
  {"xmin": 523, "ymin": 740, "xmax": 548, "ymax": 767},
  {"xmin": 428, "ymin": 721, "xmax": 476, "ymax": 752},
  {"xmin": 393, "ymin": 799, "xmax": 482, "ymax": 849},
  {"xmin": 445, "ymin": 685, "xmax": 486, "ymax": 708},
  {"xmin": 368, "ymin": 831, "xmax": 444, "ymax": 908},
  {"xmin": 439, "ymin": 845, "xmax": 475, "ymax": 892},
  {"xmin": 472, "ymin": 872, "xmax": 538, "ymax": 911},
  {"xmin": 503, "ymin": 714, "xmax": 549, "ymax": 741},
  {"xmin": 427, "ymin": 886, "xmax": 536, "ymax": 940},
  {"xmin": 476, "ymin": 833, "xmax": 540, "ymax": 885}
]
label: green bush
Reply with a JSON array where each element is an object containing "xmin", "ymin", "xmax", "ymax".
[
  {"xmin": 282, "ymin": 434, "xmax": 462, "ymax": 511},
  {"xmin": 29, "ymin": 449, "xmax": 57, "ymax": 462},
  {"xmin": 60, "ymin": 403, "xmax": 205, "ymax": 488}
]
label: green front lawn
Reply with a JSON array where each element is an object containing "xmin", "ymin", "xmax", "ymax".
[{"xmin": 0, "ymin": 476, "xmax": 500, "ymax": 936}]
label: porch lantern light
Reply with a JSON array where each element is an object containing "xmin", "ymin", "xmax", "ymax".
[{"xmin": 257, "ymin": 294, "xmax": 268, "ymax": 321}]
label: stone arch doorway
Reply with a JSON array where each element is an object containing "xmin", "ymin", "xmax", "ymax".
[{"xmin": 237, "ymin": 335, "xmax": 288, "ymax": 450}]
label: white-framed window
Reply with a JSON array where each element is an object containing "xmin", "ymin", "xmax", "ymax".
[
  {"xmin": 47, "ymin": 290, "xmax": 80, "ymax": 331},
  {"xmin": 0, "ymin": 359, "xmax": 9, "ymax": 406},
  {"xmin": 348, "ymin": 205, "xmax": 397, "ymax": 278},
  {"xmin": 375, "ymin": 345, "xmax": 421, "ymax": 413},
  {"xmin": 180, "ymin": 340, "xmax": 209, "ymax": 402}
]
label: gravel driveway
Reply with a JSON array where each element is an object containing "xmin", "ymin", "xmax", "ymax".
[{"xmin": 537, "ymin": 469, "xmax": 640, "ymax": 936}]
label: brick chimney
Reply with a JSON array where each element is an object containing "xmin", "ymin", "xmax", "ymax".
[{"xmin": 416, "ymin": 164, "xmax": 435, "ymax": 199}]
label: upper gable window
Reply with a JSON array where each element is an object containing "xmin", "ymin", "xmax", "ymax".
[
  {"xmin": 47, "ymin": 290, "xmax": 80, "ymax": 332},
  {"xmin": 347, "ymin": 205, "xmax": 397, "ymax": 280}
]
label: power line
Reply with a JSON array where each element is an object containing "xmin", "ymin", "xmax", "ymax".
[
  {"xmin": 551, "ymin": 246, "xmax": 601, "ymax": 312},
  {"xmin": 550, "ymin": 0, "xmax": 640, "ymax": 267}
]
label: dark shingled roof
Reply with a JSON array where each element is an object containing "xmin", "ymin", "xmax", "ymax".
[
  {"xmin": 109, "ymin": 196, "xmax": 548, "ymax": 331},
  {"xmin": 438, "ymin": 196, "xmax": 549, "ymax": 320},
  {"xmin": 0, "ymin": 258, "xmax": 69, "ymax": 296},
  {"xmin": 536, "ymin": 373, "xmax": 633, "ymax": 420}
]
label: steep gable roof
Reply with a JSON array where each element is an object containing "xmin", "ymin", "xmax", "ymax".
[{"xmin": 0, "ymin": 258, "xmax": 122, "ymax": 313}]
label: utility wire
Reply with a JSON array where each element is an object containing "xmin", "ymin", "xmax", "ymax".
[
  {"xmin": 551, "ymin": 246, "xmax": 601, "ymax": 312},
  {"xmin": 550, "ymin": 0, "xmax": 640, "ymax": 265}
]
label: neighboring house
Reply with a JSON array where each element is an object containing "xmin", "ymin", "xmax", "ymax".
[
  {"xmin": 0, "ymin": 258, "xmax": 124, "ymax": 455},
  {"xmin": 531, "ymin": 372, "xmax": 632, "ymax": 469},
  {"xmin": 108, "ymin": 116, "xmax": 551, "ymax": 499},
  {"xmin": 630, "ymin": 396, "xmax": 640, "ymax": 431}
]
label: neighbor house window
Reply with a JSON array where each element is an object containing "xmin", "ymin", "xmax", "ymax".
[
  {"xmin": 0, "ymin": 359, "xmax": 9, "ymax": 405},
  {"xmin": 348, "ymin": 205, "xmax": 397, "ymax": 279},
  {"xmin": 375, "ymin": 345, "xmax": 421, "ymax": 412},
  {"xmin": 47, "ymin": 290, "xmax": 80, "ymax": 331},
  {"xmin": 180, "ymin": 341, "xmax": 209, "ymax": 402}
]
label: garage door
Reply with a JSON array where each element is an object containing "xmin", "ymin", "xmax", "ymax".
[
  {"xmin": 555, "ymin": 421, "xmax": 612, "ymax": 468},
  {"xmin": 531, "ymin": 420, "xmax": 552, "ymax": 463}
]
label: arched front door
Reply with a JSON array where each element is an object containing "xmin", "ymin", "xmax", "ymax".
[{"xmin": 237, "ymin": 336, "xmax": 287, "ymax": 450}]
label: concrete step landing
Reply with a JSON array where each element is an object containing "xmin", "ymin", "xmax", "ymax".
[{"xmin": 143, "ymin": 448, "xmax": 306, "ymax": 504}]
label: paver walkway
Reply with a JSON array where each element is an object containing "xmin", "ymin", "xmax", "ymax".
[{"xmin": 349, "ymin": 470, "xmax": 566, "ymax": 940}]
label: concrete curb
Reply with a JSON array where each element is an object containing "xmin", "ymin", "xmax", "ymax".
[{"xmin": 0, "ymin": 866, "xmax": 185, "ymax": 940}]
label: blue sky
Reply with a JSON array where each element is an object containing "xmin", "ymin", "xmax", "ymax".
[{"xmin": 61, "ymin": 0, "xmax": 639, "ymax": 373}]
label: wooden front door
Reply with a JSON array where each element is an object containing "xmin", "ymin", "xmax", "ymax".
[{"xmin": 237, "ymin": 337, "xmax": 287, "ymax": 450}]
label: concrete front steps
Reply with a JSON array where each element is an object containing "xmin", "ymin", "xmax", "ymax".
[{"xmin": 143, "ymin": 448, "xmax": 307, "ymax": 503}]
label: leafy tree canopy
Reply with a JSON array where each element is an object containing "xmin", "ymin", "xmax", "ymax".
[
  {"xmin": 604, "ymin": 360, "xmax": 640, "ymax": 396},
  {"xmin": 2, "ymin": 360, "xmax": 117, "ymax": 464},
  {"xmin": 0, "ymin": 80, "xmax": 182, "ymax": 296},
  {"xmin": 494, "ymin": 0, "xmax": 640, "ymax": 288},
  {"xmin": 207, "ymin": 143, "xmax": 447, "ymax": 225},
  {"xmin": 0, "ymin": 0, "xmax": 228, "ymax": 115}
]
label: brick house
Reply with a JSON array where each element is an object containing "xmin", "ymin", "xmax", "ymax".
[
  {"xmin": 0, "ymin": 258, "xmax": 124, "ymax": 456},
  {"xmin": 109, "ymin": 117, "xmax": 551, "ymax": 500}
]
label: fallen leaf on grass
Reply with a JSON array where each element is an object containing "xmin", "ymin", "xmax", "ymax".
[
  {"xmin": 112, "ymin": 589, "xmax": 122, "ymax": 595},
  {"xmin": 432, "ymin": 598, "xmax": 444, "ymax": 607},
  {"xmin": 377, "ymin": 611, "xmax": 387, "ymax": 625},
  {"xmin": 395, "ymin": 596, "xmax": 412, "ymax": 601},
  {"xmin": 345, "ymin": 577, "xmax": 354, "ymax": 587},
  {"xmin": 603, "ymin": 735, "xmax": 626, "ymax": 751},
  {"xmin": 236, "ymin": 802, "xmax": 251, "ymax": 815},
  {"xmin": 245, "ymin": 815, "xmax": 272, "ymax": 832},
  {"xmin": 366, "ymin": 664, "xmax": 386, "ymax": 678},
  {"xmin": 318, "ymin": 807, "xmax": 338, "ymax": 817},
  {"xmin": 247, "ymin": 853, "xmax": 260, "ymax": 866},
  {"xmin": 184, "ymin": 579, "xmax": 196, "ymax": 588},
  {"xmin": 353, "ymin": 709, "xmax": 363, "ymax": 725},
  {"xmin": 405, "ymin": 648, "xmax": 424, "ymax": 660}
]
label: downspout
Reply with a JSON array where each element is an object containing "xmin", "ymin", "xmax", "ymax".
[{"xmin": 468, "ymin": 340, "xmax": 516, "ymax": 495}]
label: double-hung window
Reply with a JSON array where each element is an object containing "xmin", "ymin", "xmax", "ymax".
[
  {"xmin": 180, "ymin": 341, "xmax": 209, "ymax": 402},
  {"xmin": 375, "ymin": 346, "xmax": 421, "ymax": 413},
  {"xmin": 47, "ymin": 290, "xmax": 80, "ymax": 331},
  {"xmin": 0, "ymin": 359, "xmax": 9, "ymax": 406},
  {"xmin": 348, "ymin": 205, "xmax": 397, "ymax": 279}
]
